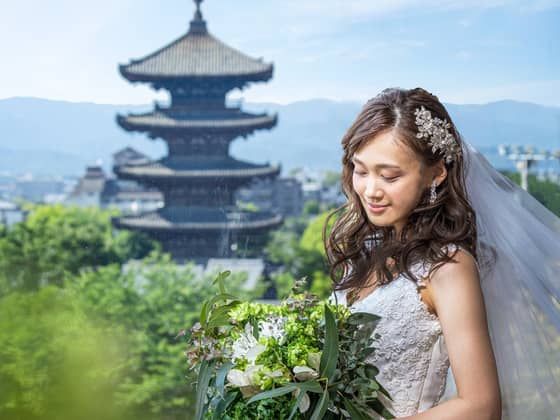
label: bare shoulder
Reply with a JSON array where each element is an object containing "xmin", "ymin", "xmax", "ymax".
[
  {"xmin": 427, "ymin": 246, "xmax": 502, "ymax": 415},
  {"xmin": 430, "ymin": 246, "xmax": 479, "ymax": 286},
  {"xmin": 427, "ymin": 247, "xmax": 482, "ymax": 318}
]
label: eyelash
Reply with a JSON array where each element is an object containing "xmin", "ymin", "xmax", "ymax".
[{"xmin": 353, "ymin": 171, "xmax": 399, "ymax": 182}]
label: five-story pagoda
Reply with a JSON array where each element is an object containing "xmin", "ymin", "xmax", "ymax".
[{"xmin": 114, "ymin": 0, "xmax": 282, "ymax": 261}]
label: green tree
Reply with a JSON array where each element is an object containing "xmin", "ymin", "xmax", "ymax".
[
  {"xmin": 265, "ymin": 212, "xmax": 337, "ymax": 299},
  {"xmin": 322, "ymin": 170, "xmax": 341, "ymax": 187},
  {"xmin": 0, "ymin": 205, "xmax": 156, "ymax": 292},
  {"xmin": 501, "ymin": 171, "xmax": 560, "ymax": 216},
  {"xmin": 298, "ymin": 212, "xmax": 337, "ymax": 298},
  {"xmin": 303, "ymin": 200, "xmax": 321, "ymax": 216}
]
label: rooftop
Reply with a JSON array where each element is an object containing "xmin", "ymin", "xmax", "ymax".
[
  {"xmin": 114, "ymin": 157, "xmax": 280, "ymax": 180},
  {"xmin": 119, "ymin": 1, "xmax": 273, "ymax": 83},
  {"xmin": 117, "ymin": 110, "xmax": 277, "ymax": 133},
  {"xmin": 114, "ymin": 206, "xmax": 282, "ymax": 231}
]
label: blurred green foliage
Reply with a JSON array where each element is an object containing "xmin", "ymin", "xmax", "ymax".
[
  {"xmin": 0, "ymin": 205, "xmax": 260, "ymax": 420},
  {"xmin": 0, "ymin": 204, "xmax": 156, "ymax": 292},
  {"xmin": 322, "ymin": 170, "xmax": 341, "ymax": 187},
  {"xmin": 266, "ymin": 211, "xmax": 336, "ymax": 299},
  {"xmin": 501, "ymin": 171, "xmax": 560, "ymax": 216},
  {"xmin": 0, "ymin": 286, "xmax": 130, "ymax": 420}
]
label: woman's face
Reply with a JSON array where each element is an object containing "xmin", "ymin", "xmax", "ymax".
[{"xmin": 351, "ymin": 129, "xmax": 432, "ymax": 235}]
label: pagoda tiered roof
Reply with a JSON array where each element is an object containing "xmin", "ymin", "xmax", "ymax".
[
  {"xmin": 113, "ymin": 1, "xmax": 283, "ymax": 260},
  {"xmin": 119, "ymin": 11, "xmax": 272, "ymax": 83},
  {"xmin": 114, "ymin": 206, "xmax": 282, "ymax": 231},
  {"xmin": 114, "ymin": 156, "xmax": 280, "ymax": 180},
  {"xmin": 117, "ymin": 109, "xmax": 277, "ymax": 134}
]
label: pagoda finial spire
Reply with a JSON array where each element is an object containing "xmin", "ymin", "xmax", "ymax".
[
  {"xmin": 189, "ymin": 0, "xmax": 207, "ymax": 34},
  {"xmin": 194, "ymin": 0, "xmax": 203, "ymax": 19}
]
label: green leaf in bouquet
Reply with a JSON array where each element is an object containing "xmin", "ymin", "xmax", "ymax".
[
  {"xmin": 207, "ymin": 302, "xmax": 240, "ymax": 328},
  {"xmin": 212, "ymin": 391, "xmax": 238, "ymax": 419},
  {"xmin": 342, "ymin": 397, "xmax": 371, "ymax": 420},
  {"xmin": 319, "ymin": 305, "xmax": 339, "ymax": 383},
  {"xmin": 194, "ymin": 359, "xmax": 215, "ymax": 420},
  {"xmin": 376, "ymin": 379, "xmax": 393, "ymax": 400},
  {"xmin": 346, "ymin": 311, "xmax": 381, "ymax": 325},
  {"xmin": 212, "ymin": 270, "xmax": 231, "ymax": 294},
  {"xmin": 249, "ymin": 315, "xmax": 260, "ymax": 340},
  {"xmin": 288, "ymin": 391, "xmax": 304, "ymax": 420},
  {"xmin": 206, "ymin": 293, "xmax": 241, "ymax": 309},
  {"xmin": 361, "ymin": 347, "xmax": 376, "ymax": 359},
  {"xmin": 200, "ymin": 293, "xmax": 240, "ymax": 330},
  {"xmin": 215, "ymin": 362, "xmax": 233, "ymax": 397},
  {"xmin": 292, "ymin": 380, "xmax": 323, "ymax": 394},
  {"xmin": 200, "ymin": 300, "xmax": 209, "ymax": 326},
  {"xmin": 246, "ymin": 384, "xmax": 299, "ymax": 404},
  {"xmin": 309, "ymin": 387, "xmax": 329, "ymax": 420},
  {"xmin": 288, "ymin": 388, "xmax": 311, "ymax": 419},
  {"xmin": 367, "ymin": 398, "xmax": 396, "ymax": 419}
]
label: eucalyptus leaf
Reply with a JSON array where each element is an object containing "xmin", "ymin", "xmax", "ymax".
[
  {"xmin": 212, "ymin": 270, "xmax": 231, "ymax": 294},
  {"xmin": 213, "ymin": 391, "xmax": 238, "ymax": 419},
  {"xmin": 215, "ymin": 362, "xmax": 233, "ymax": 397},
  {"xmin": 310, "ymin": 387, "xmax": 329, "ymax": 420},
  {"xmin": 377, "ymin": 380, "xmax": 393, "ymax": 400},
  {"xmin": 194, "ymin": 359, "xmax": 214, "ymax": 420},
  {"xmin": 206, "ymin": 293, "xmax": 241, "ymax": 310},
  {"xmin": 207, "ymin": 302, "xmax": 240, "ymax": 328},
  {"xmin": 319, "ymin": 305, "xmax": 339, "ymax": 383},
  {"xmin": 246, "ymin": 384, "xmax": 299, "ymax": 404},
  {"xmin": 200, "ymin": 301, "xmax": 209, "ymax": 326},
  {"xmin": 342, "ymin": 397, "xmax": 371, "ymax": 420},
  {"xmin": 288, "ymin": 390, "xmax": 305, "ymax": 420},
  {"xmin": 292, "ymin": 380, "xmax": 323, "ymax": 394},
  {"xmin": 346, "ymin": 311, "xmax": 381, "ymax": 325},
  {"xmin": 368, "ymin": 398, "xmax": 396, "ymax": 419}
]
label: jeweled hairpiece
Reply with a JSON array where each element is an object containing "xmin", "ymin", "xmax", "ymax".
[{"xmin": 414, "ymin": 106, "xmax": 462, "ymax": 164}]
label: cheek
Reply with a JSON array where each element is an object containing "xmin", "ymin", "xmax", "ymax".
[
  {"xmin": 395, "ymin": 182, "xmax": 424, "ymax": 206},
  {"xmin": 352, "ymin": 175, "xmax": 364, "ymax": 193}
]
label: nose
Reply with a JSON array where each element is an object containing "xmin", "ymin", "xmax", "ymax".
[{"xmin": 364, "ymin": 176, "xmax": 383, "ymax": 199}]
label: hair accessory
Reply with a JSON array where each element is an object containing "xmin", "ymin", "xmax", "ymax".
[{"xmin": 414, "ymin": 106, "xmax": 462, "ymax": 164}]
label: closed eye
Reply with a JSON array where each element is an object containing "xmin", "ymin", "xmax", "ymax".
[{"xmin": 381, "ymin": 175, "xmax": 399, "ymax": 181}]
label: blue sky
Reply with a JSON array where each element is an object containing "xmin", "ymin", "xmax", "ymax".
[{"xmin": 1, "ymin": 0, "xmax": 559, "ymax": 106}]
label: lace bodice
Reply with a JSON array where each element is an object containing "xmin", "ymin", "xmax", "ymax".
[{"xmin": 332, "ymin": 245, "xmax": 463, "ymax": 418}]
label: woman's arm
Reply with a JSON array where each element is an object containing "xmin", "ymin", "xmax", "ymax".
[{"xmin": 402, "ymin": 249, "xmax": 502, "ymax": 420}]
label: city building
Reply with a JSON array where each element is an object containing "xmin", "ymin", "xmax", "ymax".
[
  {"xmin": 0, "ymin": 199, "xmax": 24, "ymax": 229},
  {"xmin": 15, "ymin": 175, "xmax": 65, "ymax": 203},
  {"xmin": 66, "ymin": 150, "xmax": 163, "ymax": 214},
  {"xmin": 236, "ymin": 177, "xmax": 304, "ymax": 218}
]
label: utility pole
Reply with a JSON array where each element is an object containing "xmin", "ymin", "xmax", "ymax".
[{"xmin": 498, "ymin": 145, "xmax": 553, "ymax": 192}]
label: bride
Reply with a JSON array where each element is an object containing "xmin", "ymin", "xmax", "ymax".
[{"xmin": 326, "ymin": 87, "xmax": 559, "ymax": 419}]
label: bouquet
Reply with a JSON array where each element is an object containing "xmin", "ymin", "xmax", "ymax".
[{"xmin": 184, "ymin": 271, "xmax": 395, "ymax": 419}]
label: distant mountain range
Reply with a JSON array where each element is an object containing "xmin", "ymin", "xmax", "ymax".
[{"xmin": 0, "ymin": 97, "xmax": 558, "ymax": 176}]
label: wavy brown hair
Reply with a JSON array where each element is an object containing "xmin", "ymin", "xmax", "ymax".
[{"xmin": 324, "ymin": 87, "xmax": 477, "ymax": 298}]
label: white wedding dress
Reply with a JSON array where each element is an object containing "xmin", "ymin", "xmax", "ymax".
[{"xmin": 331, "ymin": 244, "xmax": 469, "ymax": 418}]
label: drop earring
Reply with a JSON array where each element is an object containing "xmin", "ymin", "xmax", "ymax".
[{"xmin": 429, "ymin": 180, "xmax": 437, "ymax": 204}]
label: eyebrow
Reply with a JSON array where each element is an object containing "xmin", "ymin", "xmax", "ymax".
[{"xmin": 351, "ymin": 156, "xmax": 402, "ymax": 169}]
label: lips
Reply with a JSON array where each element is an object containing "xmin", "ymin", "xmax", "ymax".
[{"xmin": 366, "ymin": 202, "xmax": 389, "ymax": 212}]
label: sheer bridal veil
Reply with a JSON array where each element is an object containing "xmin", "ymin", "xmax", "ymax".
[{"xmin": 442, "ymin": 140, "xmax": 560, "ymax": 419}]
